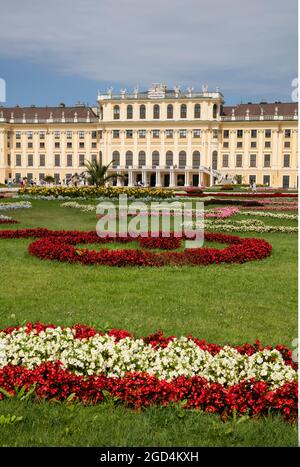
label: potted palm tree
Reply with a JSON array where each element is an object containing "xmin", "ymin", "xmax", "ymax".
[{"xmin": 84, "ymin": 160, "xmax": 123, "ymax": 186}]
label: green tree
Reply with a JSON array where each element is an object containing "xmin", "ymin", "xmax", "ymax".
[{"xmin": 84, "ymin": 160, "xmax": 123, "ymax": 186}]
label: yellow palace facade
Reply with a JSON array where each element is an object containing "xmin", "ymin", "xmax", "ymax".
[{"xmin": 0, "ymin": 83, "xmax": 298, "ymax": 188}]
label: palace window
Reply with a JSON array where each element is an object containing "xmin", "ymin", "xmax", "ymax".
[
  {"xmin": 222, "ymin": 154, "xmax": 229, "ymax": 167},
  {"xmin": 15, "ymin": 131, "xmax": 21, "ymax": 139},
  {"xmin": 265, "ymin": 141, "xmax": 271, "ymax": 148},
  {"xmin": 249, "ymin": 175, "xmax": 256, "ymax": 184},
  {"xmin": 91, "ymin": 142, "xmax": 97, "ymax": 148},
  {"xmin": 285, "ymin": 129, "xmax": 291, "ymax": 138},
  {"xmin": 125, "ymin": 150, "xmax": 133, "ymax": 168},
  {"xmin": 212, "ymin": 151, "xmax": 218, "ymax": 169},
  {"xmin": 223, "ymin": 130, "xmax": 229, "ymax": 138},
  {"xmin": 39, "ymin": 132, "xmax": 45, "ymax": 139},
  {"xmin": 79, "ymin": 131, "xmax": 85, "ymax": 139},
  {"xmin": 67, "ymin": 154, "xmax": 72, "ymax": 166},
  {"xmin": 193, "ymin": 129, "xmax": 201, "ymax": 138},
  {"xmin": 16, "ymin": 142, "xmax": 21, "ymax": 148},
  {"xmin": 236, "ymin": 154, "xmax": 242, "ymax": 167},
  {"xmin": 223, "ymin": 142, "xmax": 229, "ymax": 148},
  {"xmin": 251, "ymin": 141, "xmax": 256, "ymax": 148},
  {"xmin": 27, "ymin": 154, "xmax": 33, "ymax": 167},
  {"xmin": 179, "ymin": 151, "xmax": 186, "ymax": 168},
  {"xmin": 67, "ymin": 131, "xmax": 72, "ymax": 139},
  {"xmin": 194, "ymin": 104, "xmax": 201, "ymax": 118},
  {"xmin": 39, "ymin": 154, "xmax": 45, "ymax": 166},
  {"xmin": 55, "ymin": 142, "xmax": 60, "ymax": 149},
  {"xmin": 152, "ymin": 129, "xmax": 160, "ymax": 138},
  {"xmin": 138, "ymin": 151, "xmax": 146, "ymax": 168},
  {"xmin": 127, "ymin": 105, "xmax": 133, "ymax": 119},
  {"xmin": 153, "ymin": 104, "xmax": 160, "ymax": 119},
  {"xmin": 282, "ymin": 176, "xmax": 290, "ymax": 188},
  {"xmin": 166, "ymin": 151, "xmax": 173, "ymax": 167},
  {"xmin": 167, "ymin": 104, "xmax": 173, "ymax": 119},
  {"xmin": 284, "ymin": 141, "xmax": 290, "ymax": 148},
  {"xmin": 251, "ymin": 130, "xmax": 257, "ymax": 138},
  {"xmin": 91, "ymin": 131, "xmax": 97, "ymax": 139},
  {"xmin": 165, "ymin": 129, "xmax": 173, "ymax": 138},
  {"xmin": 55, "ymin": 131, "xmax": 60, "ymax": 139},
  {"xmin": 67, "ymin": 142, "xmax": 72, "ymax": 148},
  {"xmin": 180, "ymin": 104, "xmax": 187, "ymax": 118},
  {"xmin": 113, "ymin": 130, "xmax": 120, "ymax": 138},
  {"xmin": 112, "ymin": 151, "xmax": 120, "ymax": 168},
  {"xmin": 113, "ymin": 105, "xmax": 120, "ymax": 120},
  {"xmin": 28, "ymin": 142, "xmax": 33, "ymax": 149},
  {"xmin": 265, "ymin": 129, "xmax": 271, "ymax": 138},
  {"xmin": 237, "ymin": 129, "xmax": 243, "ymax": 138},
  {"xmin": 16, "ymin": 154, "xmax": 21, "ymax": 166},
  {"xmin": 213, "ymin": 104, "xmax": 218, "ymax": 119},
  {"xmin": 152, "ymin": 151, "xmax": 160, "ymax": 168},
  {"xmin": 263, "ymin": 175, "xmax": 270, "ymax": 186},
  {"xmin": 237, "ymin": 141, "xmax": 243, "ymax": 148},
  {"xmin": 79, "ymin": 154, "xmax": 85, "ymax": 166},
  {"xmin": 283, "ymin": 154, "xmax": 290, "ymax": 167},
  {"xmin": 27, "ymin": 131, "xmax": 33, "ymax": 140},
  {"xmin": 138, "ymin": 129, "xmax": 146, "ymax": 138},
  {"xmin": 79, "ymin": 142, "xmax": 84, "ymax": 148},
  {"xmin": 179, "ymin": 129, "xmax": 187, "ymax": 138},
  {"xmin": 192, "ymin": 151, "xmax": 200, "ymax": 168},
  {"xmin": 40, "ymin": 142, "xmax": 45, "ymax": 149},
  {"xmin": 250, "ymin": 154, "xmax": 256, "ymax": 167},
  {"xmin": 139, "ymin": 105, "xmax": 146, "ymax": 119},
  {"xmin": 126, "ymin": 129, "xmax": 133, "ymax": 138},
  {"xmin": 54, "ymin": 154, "xmax": 60, "ymax": 167},
  {"xmin": 264, "ymin": 154, "xmax": 271, "ymax": 167},
  {"xmin": 213, "ymin": 129, "xmax": 218, "ymax": 139},
  {"xmin": 91, "ymin": 154, "xmax": 97, "ymax": 163}
]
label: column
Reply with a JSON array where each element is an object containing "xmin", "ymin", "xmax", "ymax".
[
  {"xmin": 184, "ymin": 171, "xmax": 189, "ymax": 187},
  {"xmin": 155, "ymin": 169, "xmax": 161, "ymax": 187}
]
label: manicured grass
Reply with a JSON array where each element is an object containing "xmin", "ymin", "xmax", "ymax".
[{"xmin": 0, "ymin": 199, "xmax": 298, "ymax": 447}]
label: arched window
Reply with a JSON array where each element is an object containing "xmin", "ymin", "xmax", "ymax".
[
  {"xmin": 212, "ymin": 150, "xmax": 218, "ymax": 169},
  {"xmin": 167, "ymin": 104, "xmax": 173, "ymax": 119},
  {"xmin": 125, "ymin": 150, "xmax": 133, "ymax": 168},
  {"xmin": 194, "ymin": 104, "xmax": 201, "ymax": 119},
  {"xmin": 113, "ymin": 105, "xmax": 120, "ymax": 120},
  {"xmin": 112, "ymin": 151, "xmax": 120, "ymax": 168},
  {"xmin": 213, "ymin": 104, "xmax": 218, "ymax": 119},
  {"xmin": 166, "ymin": 151, "xmax": 173, "ymax": 168},
  {"xmin": 179, "ymin": 151, "xmax": 186, "ymax": 168},
  {"xmin": 180, "ymin": 104, "xmax": 187, "ymax": 118},
  {"xmin": 153, "ymin": 104, "xmax": 160, "ymax": 119},
  {"xmin": 140, "ymin": 105, "xmax": 146, "ymax": 119},
  {"xmin": 152, "ymin": 151, "xmax": 160, "ymax": 168},
  {"xmin": 127, "ymin": 105, "xmax": 133, "ymax": 119},
  {"xmin": 192, "ymin": 151, "xmax": 200, "ymax": 168},
  {"xmin": 138, "ymin": 150, "xmax": 146, "ymax": 168}
]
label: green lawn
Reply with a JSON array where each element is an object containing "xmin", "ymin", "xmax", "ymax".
[{"xmin": 0, "ymin": 199, "xmax": 298, "ymax": 447}]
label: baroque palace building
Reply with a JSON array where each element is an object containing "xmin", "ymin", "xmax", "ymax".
[{"xmin": 0, "ymin": 83, "xmax": 298, "ymax": 188}]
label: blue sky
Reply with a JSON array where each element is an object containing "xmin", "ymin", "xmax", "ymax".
[{"xmin": 0, "ymin": 0, "xmax": 297, "ymax": 107}]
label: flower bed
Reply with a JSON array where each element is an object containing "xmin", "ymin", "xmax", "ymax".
[
  {"xmin": 177, "ymin": 192, "xmax": 298, "ymax": 198},
  {"xmin": 0, "ymin": 228, "xmax": 272, "ymax": 267},
  {"xmin": 19, "ymin": 186, "xmax": 174, "ymax": 199},
  {"xmin": 205, "ymin": 207, "xmax": 239, "ymax": 219},
  {"xmin": 0, "ymin": 324, "xmax": 297, "ymax": 421},
  {"xmin": 0, "ymin": 215, "xmax": 18, "ymax": 224},
  {"xmin": 0, "ymin": 201, "xmax": 32, "ymax": 211},
  {"xmin": 242, "ymin": 211, "xmax": 298, "ymax": 220},
  {"xmin": 183, "ymin": 219, "xmax": 297, "ymax": 234}
]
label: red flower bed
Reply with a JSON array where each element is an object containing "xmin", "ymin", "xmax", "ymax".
[
  {"xmin": 0, "ymin": 363, "xmax": 296, "ymax": 421},
  {"xmin": 0, "ymin": 228, "xmax": 272, "ymax": 267},
  {"xmin": 0, "ymin": 218, "xmax": 18, "ymax": 224}
]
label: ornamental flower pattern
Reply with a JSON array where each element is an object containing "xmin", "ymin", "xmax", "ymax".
[
  {"xmin": 0, "ymin": 228, "xmax": 272, "ymax": 267},
  {"xmin": 0, "ymin": 324, "xmax": 297, "ymax": 421}
]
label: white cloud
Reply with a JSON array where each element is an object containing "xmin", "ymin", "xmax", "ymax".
[{"xmin": 0, "ymin": 0, "xmax": 297, "ymax": 99}]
